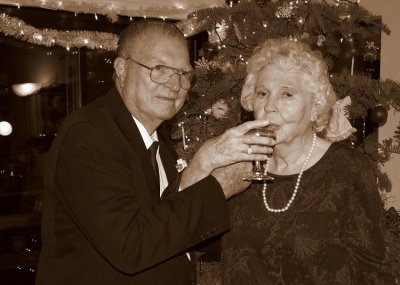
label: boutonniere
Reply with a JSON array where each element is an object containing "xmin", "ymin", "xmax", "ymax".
[{"xmin": 176, "ymin": 158, "xmax": 188, "ymax": 172}]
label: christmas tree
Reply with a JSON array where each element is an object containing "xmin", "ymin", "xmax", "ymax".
[{"xmin": 169, "ymin": 0, "xmax": 400, "ymax": 193}]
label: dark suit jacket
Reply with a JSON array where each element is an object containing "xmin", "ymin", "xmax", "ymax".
[{"xmin": 35, "ymin": 89, "xmax": 230, "ymax": 285}]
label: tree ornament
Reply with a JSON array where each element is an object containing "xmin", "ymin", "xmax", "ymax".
[
  {"xmin": 275, "ymin": 3, "xmax": 294, "ymax": 19},
  {"xmin": 364, "ymin": 41, "xmax": 378, "ymax": 61},
  {"xmin": 194, "ymin": 57, "xmax": 216, "ymax": 70},
  {"xmin": 176, "ymin": 17, "xmax": 209, "ymax": 38},
  {"xmin": 262, "ymin": 20, "xmax": 268, "ymax": 28},
  {"xmin": 210, "ymin": 99, "xmax": 230, "ymax": 120},
  {"xmin": 200, "ymin": 112, "xmax": 209, "ymax": 134},
  {"xmin": 363, "ymin": 41, "xmax": 378, "ymax": 62},
  {"xmin": 208, "ymin": 20, "xmax": 229, "ymax": 45},
  {"xmin": 369, "ymin": 105, "xmax": 388, "ymax": 126},
  {"xmin": 233, "ymin": 22, "xmax": 243, "ymax": 42},
  {"xmin": 317, "ymin": 35, "xmax": 326, "ymax": 47},
  {"xmin": 206, "ymin": 66, "xmax": 224, "ymax": 84},
  {"xmin": 394, "ymin": 121, "xmax": 400, "ymax": 143}
]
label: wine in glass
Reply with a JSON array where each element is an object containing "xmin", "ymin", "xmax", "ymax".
[{"xmin": 243, "ymin": 126, "xmax": 276, "ymax": 182}]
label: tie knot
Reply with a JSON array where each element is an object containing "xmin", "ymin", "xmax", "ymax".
[{"xmin": 148, "ymin": 141, "xmax": 159, "ymax": 158}]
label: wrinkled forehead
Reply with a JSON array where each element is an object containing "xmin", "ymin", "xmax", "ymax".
[{"xmin": 133, "ymin": 36, "xmax": 191, "ymax": 69}]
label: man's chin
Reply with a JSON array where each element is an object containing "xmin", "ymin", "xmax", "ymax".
[{"xmin": 155, "ymin": 109, "xmax": 179, "ymax": 122}]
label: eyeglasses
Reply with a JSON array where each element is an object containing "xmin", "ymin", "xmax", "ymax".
[{"xmin": 126, "ymin": 57, "xmax": 197, "ymax": 90}]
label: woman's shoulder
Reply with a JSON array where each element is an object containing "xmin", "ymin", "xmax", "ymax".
[
  {"xmin": 324, "ymin": 141, "xmax": 365, "ymax": 160},
  {"xmin": 320, "ymin": 141, "xmax": 375, "ymax": 173}
]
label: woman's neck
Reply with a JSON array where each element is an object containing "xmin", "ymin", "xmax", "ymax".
[{"xmin": 269, "ymin": 134, "xmax": 321, "ymax": 175}]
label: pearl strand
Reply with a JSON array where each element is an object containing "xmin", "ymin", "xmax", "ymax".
[{"xmin": 262, "ymin": 133, "xmax": 317, "ymax": 213}]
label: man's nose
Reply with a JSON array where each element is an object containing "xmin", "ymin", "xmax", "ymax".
[{"xmin": 164, "ymin": 74, "xmax": 181, "ymax": 92}]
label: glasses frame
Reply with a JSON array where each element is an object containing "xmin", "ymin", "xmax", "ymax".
[{"xmin": 125, "ymin": 57, "xmax": 196, "ymax": 90}]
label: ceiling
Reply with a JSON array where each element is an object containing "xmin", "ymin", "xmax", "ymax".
[{"xmin": 0, "ymin": 0, "xmax": 226, "ymax": 19}]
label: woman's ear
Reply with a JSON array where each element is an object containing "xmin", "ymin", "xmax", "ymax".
[
  {"xmin": 310, "ymin": 103, "xmax": 318, "ymax": 122},
  {"xmin": 114, "ymin": 57, "xmax": 127, "ymax": 88}
]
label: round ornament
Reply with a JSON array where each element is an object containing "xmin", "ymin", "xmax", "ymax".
[{"xmin": 369, "ymin": 105, "xmax": 388, "ymax": 125}]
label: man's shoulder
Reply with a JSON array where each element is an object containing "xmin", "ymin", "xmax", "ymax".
[{"xmin": 63, "ymin": 89, "xmax": 120, "ymax": 127}]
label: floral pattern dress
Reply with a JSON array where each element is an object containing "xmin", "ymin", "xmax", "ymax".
[{"xmin": 221, "ymin": 143, "xmax": 395, "ymax": 285}]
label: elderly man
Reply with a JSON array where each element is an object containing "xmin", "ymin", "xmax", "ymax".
[{"xmin": 36, "ymin": 20, "xmax": 273, "ymax": 285}]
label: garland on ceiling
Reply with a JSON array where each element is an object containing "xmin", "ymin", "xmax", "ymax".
[
  {"xmin": 0, "ymin": 13, "xmax": 118, "ymax": 50},
  {"xmin": 0, "ymin": 0, "xmax": 223, "ymax": 22}
]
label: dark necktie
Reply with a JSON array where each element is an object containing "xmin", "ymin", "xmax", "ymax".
[{"xmin": 148, "ymin": 141, "xmax": 160, "ymax": 190}]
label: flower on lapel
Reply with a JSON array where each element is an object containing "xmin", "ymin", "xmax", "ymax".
[{"xmin": 176, "ymin": 158, "xmax": 188, "ymax": 172}]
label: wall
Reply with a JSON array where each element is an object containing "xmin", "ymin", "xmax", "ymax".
[{"xmin": 361, "ymin": 0, "xmax": 400, "ymax": 210}]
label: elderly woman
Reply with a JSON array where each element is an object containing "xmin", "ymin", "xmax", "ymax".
[{"xmin": 221, "ymin": 39, "xmax": 394, "ymax": 284}]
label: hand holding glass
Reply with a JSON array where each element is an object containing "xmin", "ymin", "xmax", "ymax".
[{"xmin": 243, "ymin": 127, "xmax": 276, "ymax": 182}]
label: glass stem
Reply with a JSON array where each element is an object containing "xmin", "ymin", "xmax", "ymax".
[{"xmin": 253, "ymin": 161, "xmax": 265, "ymax": 175}]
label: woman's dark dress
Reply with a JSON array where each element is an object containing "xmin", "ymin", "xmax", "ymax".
[{"xmin": 222, "ymin": 143, "xmax": 394, "ymax": 285}]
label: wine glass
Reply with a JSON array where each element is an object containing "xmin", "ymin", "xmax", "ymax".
[{"xmin": 243, "ymin": 126, "xmax": 276, "ymax": 182}]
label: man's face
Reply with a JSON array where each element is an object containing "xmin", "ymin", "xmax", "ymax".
[{"xmin": 116, "ymin": 36, "xmax": 191, "ymax": 132}]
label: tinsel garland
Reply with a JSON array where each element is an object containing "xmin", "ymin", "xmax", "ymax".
[
  {"xmin": 0, "ymin": 0, "xmax": 225, "ymax": 22},
  {"xmin": 0, "ymin": 13, "xmax": 118, "ymax": 50}
]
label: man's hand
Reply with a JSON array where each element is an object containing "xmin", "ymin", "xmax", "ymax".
[{"xmin": 211, "ymin": 162, "xmax": 253, "ymax": 199}]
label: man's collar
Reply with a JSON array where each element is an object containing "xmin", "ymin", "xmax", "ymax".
[{"xmin": 131, "ymin": 116, "xmax": 158, "ymax": 149}]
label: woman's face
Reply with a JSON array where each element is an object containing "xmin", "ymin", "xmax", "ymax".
[{"xmin": 252, "ymin": 63, "xmax": 316, "ymax": 144}]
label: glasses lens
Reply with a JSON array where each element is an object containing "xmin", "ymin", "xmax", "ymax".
[
  {"xmin": 150, "ymin": 65, "xmax": 197, "ymax": 90},
  {"xmin": 150, "ymin": 66, "xmax": 173, "ymax": 84},
  {"xmin": 180, "ymin": 72, "xmax": 197, "ymax": 90}
]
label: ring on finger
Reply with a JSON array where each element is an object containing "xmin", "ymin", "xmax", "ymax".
[{"xmin": 247, "ymin": 145, "xmax": 253, "ymax": 155}]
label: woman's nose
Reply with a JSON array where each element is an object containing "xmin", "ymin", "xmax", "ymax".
[{"xmin": 263, "ymin": 96, "xmax": 277, "ymax": 113}]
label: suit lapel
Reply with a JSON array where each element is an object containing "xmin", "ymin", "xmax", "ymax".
[
  {"xmin": 159, "ymin": 140, "xmax": 178, "ymax": 186},
  {"xmin": 103, "ymin": 89, "xmax": 160, "ymax": 200}
]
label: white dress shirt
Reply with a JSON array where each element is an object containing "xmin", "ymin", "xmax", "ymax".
[{"xmin": 132, "ymin": 116, "xmax": 168, "ymax": 196}]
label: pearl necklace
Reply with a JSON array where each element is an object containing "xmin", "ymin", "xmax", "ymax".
[{"xmin": 262, "ymin": 133, "xmax": 316, "ymax": 213}]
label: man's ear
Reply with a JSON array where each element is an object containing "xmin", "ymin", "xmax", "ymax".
[{"xmin": 114, "ymin": 57, "xmax": 127, "ymax": 88}]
